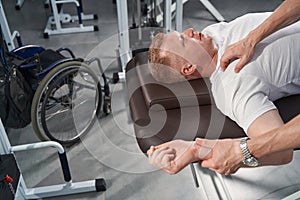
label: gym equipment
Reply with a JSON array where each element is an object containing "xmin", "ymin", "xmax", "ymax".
[
  {"xmin": 116, "ymin": 0, "xmax": 170, "ymax": 75},
  {"xmin": 43, "ymin": 0, "xmax": 98, "ymax": 38},
  {"xmin": 0, "ymin": 119, "xmax": 106, "ymax": 199},
  {"xmin": 15, "ymin": 0, "xmax": 99, "ymax": 39},
  {"xmin": 15, "ymin": 0, "xmax": 25, "ymax": 10},
  {"xmin": 15, "ymin": 0, "xmax": 49, "ymax": 10},
  {"xmin": 0, "ymin": 0, "xmax": 22, "ymax": 51}
]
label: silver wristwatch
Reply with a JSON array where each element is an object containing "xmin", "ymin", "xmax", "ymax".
[{"xmin": 240, "ymin": 137, "xmax": 259, "ymax": 167}]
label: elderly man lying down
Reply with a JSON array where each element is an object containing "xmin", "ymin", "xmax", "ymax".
[{"xmin": 146, "ymin": 12, "xmax": 300, "ymax": 175}]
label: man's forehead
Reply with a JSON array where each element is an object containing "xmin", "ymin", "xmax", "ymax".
[
  {"xmin": 161, "ymin": 31, "xmax": 180, "ymax": 51},
  {"xmin": 163, "ymin": 31, "xmax": 179, "ymax": 42}
]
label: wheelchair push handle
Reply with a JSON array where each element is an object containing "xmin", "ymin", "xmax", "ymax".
[{"xmin": 56, "ymin": 47, "xmax": 76, "ymax": 58}]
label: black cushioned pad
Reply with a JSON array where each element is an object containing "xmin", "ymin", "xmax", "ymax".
[
  {"xmin": 134, "ymin": 51, "xmax": 212, "ymax": 110},
  {"xmin": 126, "ymin": 51, "xmax": 300, "ymax": 153}
]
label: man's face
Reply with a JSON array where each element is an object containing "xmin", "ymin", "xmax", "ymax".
[{"xmin": 161, "ymin": 28, "xmax": 215, "ymax": 69}]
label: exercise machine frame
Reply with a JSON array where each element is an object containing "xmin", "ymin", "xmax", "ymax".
[
  {"xmin": 43, "ymin": 0, "xmax": 98, "ymax": 38},
  {"xmin": 0, "ymin": 119, "xmax": 106, "ymax": 199},
  {"xmin": 116, "ymin": 0, "xmax": 225, "ymax": 72}
]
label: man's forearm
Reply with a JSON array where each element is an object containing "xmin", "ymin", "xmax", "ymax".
[
  {"xmin": 247, "ymin": 0, "xmax": 300, "ymax": 47},
  {"xmin": 248, "ymin": 114, "xmax": 300, "ymax": 159}
]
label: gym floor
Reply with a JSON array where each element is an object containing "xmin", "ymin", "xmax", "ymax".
[{"xmin": 3, "ymin": 0, "xmax": 300, "ymax": 199}]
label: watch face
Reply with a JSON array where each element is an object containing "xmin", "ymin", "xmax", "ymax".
[{"xmin": 244, "ymin": 157, "xmax": 259, "ymax": 167}]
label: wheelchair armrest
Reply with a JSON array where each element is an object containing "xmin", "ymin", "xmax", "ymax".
[{"xmin": 11, "ymin": 45, "xmax": 45, "ymax": 59}]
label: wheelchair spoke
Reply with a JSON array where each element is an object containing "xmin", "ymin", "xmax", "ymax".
[{"xmin": 32, "ymin": 60, "xmax": 103, "ymax": 145}]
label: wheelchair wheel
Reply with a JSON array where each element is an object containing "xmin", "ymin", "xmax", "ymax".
[{"xmin": 31, "ymin": 61, "xmax": 101, "ymax": 145}]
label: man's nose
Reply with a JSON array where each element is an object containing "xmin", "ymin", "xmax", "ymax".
[{"xmin": 182, "ymin": 28, "xmax": 192, "ymax": 36}]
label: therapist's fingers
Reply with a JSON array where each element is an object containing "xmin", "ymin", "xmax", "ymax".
[
  {"xmin": 195, "ymin": 138, "xmax": 217, "ymax": 148},
  {"xmin": 221, "ymin": 40, "xmax": 256, "ymax": 73},
  {"xmin": 234, "ymin": 55, "xmax": 251, "ymax": 73},
  {"xmin": 220, "ymin": 42, "xmax": 240, "ymax": 71},
  {"xmin": 234, "ymin": 59, "xmax": 246, "ymax": 73},
  {"xmin": 194, "ymin": 138, "xmax": 213, "ymax": 159},
  {"xmin": 220, "ymin": 53, "xmax": 233, "ymax": 71},
  {"xmin": 201, "ymin": 159, "xmax": 240, "ymax": 175},
  {"xmin": 200, "ymin": 159, "xmax": 216, "ymax": 169}
]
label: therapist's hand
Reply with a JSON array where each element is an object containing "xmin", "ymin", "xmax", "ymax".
[
  {"xmin": 195, "ymin": 138, "xmax": 244, "ymax": 175},
  {"xmin": 220, "ymin": 36, "xmax": 256, "ymax": 73},
  {"xmin": 147, "ymin": 140, "xmax": 211, "ymax": 174}
]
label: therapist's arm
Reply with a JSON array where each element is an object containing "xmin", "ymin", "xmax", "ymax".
[
  {"xmin": 199, "ymin": 110, "xmax": 293, "ymax": 175},
  {"xmin": 248, "ymin": 114, "xmax": 300, "ymax": 159},
  {"xmin": 220, "ymin": 0, "xmax": 300, "ymax": 72},
  {"xmin": 198, "ymin": 113, "xmax": 300, "ymax": 175}
]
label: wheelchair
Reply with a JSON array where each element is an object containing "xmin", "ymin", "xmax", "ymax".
[{"xmin": 10, "ymin": 45, "xmax": 111, "ymax": 145}]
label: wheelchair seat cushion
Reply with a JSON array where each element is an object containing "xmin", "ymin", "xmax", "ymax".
[{"xmin": 38, "ymin": 49, "xmax": 66, "ymax": 69}]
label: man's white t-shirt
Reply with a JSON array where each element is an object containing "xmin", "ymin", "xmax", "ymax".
[{"xmin": 202, "ymin": 12, "xmax": 300, "ymax": 133}]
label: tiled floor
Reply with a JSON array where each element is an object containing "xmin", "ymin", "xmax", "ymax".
[{"xmin": 3, "ymin": 0, "xmax": 300, "ymax": 199}]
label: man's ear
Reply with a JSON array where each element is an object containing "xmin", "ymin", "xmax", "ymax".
[{"xmin": 180, "ymin": 64, "xmax": 197, "ymax": 76}]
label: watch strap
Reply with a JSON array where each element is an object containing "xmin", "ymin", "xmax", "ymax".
[
  {"xmin": 240, "ymin": 137, "xmax": 260, "ymax": 167},
  {"xmin": 240, "ymin": 137, "xmax": 251, "ymax": 159}
]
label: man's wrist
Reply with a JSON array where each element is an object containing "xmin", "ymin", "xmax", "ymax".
[
  {"xmin": 192, "ymin": 140, "xmax": 212, "ymax": 161},
  {"xmin": 192, "ymin": 141, "xmax": 201, "ymax": 161}
]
